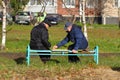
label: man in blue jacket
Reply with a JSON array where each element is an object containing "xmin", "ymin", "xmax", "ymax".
[{"xmin": 53, "ymin": 22, "xmax": 88, "ymax": 63}]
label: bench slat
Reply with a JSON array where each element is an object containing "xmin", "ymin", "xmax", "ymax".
[{"xmin": 30, "ymin": 53, "xmax": 97, "ymax": 56}]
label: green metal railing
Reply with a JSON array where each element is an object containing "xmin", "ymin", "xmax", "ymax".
[{"xmin": 26, "ymin": 45, "xmax": 99, "ymax": 66}]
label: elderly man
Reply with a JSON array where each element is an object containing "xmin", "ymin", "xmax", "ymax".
[
  {"xmin": 30, "ymin": 18, "xmax": 52, "ymax": 63},
  {"xmin": 53, "ymin": 22, "xmax": 88, "ymax": 63}
]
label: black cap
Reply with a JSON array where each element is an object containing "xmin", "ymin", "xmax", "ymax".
[
  {"xmin": 64, "ymin": 22, "xmax": 72, "ymax": 30},
  {"xmin": 43, "ymin": 18, "xmax": 52, "ymax": 27}
]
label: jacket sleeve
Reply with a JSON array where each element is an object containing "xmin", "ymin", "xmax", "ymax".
[
  {"xmin": 41, "ymin": 29, "xmax": 51, "ymax": 48},
  {"xmin": 57, "ymin": 35, "xmax": 69, "ymax": 48}
]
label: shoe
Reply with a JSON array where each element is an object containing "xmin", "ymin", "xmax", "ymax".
[{"xmin": 68, "ymin": 59, "xmax": 81, "ymax": 63}]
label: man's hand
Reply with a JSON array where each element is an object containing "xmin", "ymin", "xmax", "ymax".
[
  {"xmin": 52, "ymin": 45, "xmax": 58, "ymax": 50},
  {"xmin": 72, "ymin": 49, "xmax": 78, "ymax": 53}
]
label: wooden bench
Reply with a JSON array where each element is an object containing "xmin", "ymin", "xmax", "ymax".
[{"xmin": 26, "ymin": 45, "xmax": 99, "ymax": 66}]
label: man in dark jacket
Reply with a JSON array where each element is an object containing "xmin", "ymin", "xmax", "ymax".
[
  {"xmin": 53, "ymin": 22, "xmax": 88, "ymax": 63},
  {"xmin": 30, "ymin": 19, "xmax": 52, "ymax": 63}
]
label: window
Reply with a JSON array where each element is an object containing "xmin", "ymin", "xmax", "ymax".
[
  {"xmin": 30, "ymin": 0, "xmax": 40, "ymax": 5},
  {"xmin": 38, "ymin": 0, "xmax": 55, "ymax": 6},
  {"xmin": 86, "ymin": 0, "xmax": 98, "ymax": 8},
  {"xmin": 114, "ymin": 0, "xmax": 118, "ymax": 7},
  {"xmin": 48, "ymin": 0, "xmax": 54, "ymax": 6},
  {"xmin": 29, "ymin": 0, "xmax": 54, "ymax": 6},
  {"xmin": 63, "ymin": 0, "xmax": 75, "ymax": 8},
  {"xmin": 119, "ymin": 0, "xmax": 120, "ymax": 7},
  {"xmin": 30, "ymin": 0, "xmax": 35, "ymax": 5}
]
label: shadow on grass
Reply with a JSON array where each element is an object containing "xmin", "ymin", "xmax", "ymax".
[
  {"xmin": 14, "ymin": 57, "xmax": 60, "ymax": 65},
  {"xmin": 111, "ymin": 67, "xmax": 120, "ymax": 72},
  {"xmin": 14, "ymin": 57, "xmax": 26, "ymax": 64}
]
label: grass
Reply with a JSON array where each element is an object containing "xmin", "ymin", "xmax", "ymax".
[
  {"xmin": 0, "ymin": 23, "xmax": 120, "ymax": 79},
  {"xmin": 0, "ymin": 23, "xmax": 120, "ymax": 53},
  {"xmin": 0, "ymin": 55, "xmax": 120, "ymax": 79}
]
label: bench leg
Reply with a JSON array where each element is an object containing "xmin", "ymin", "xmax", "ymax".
[
  {"xmin": 26, "ymin": 47, "xmax": 30, "ymax": 66},
  {"xmin": 94, "ymin": 46, "xmax": 99, "ymax": 64}
]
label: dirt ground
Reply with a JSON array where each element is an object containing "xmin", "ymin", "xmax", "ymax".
[{"xmin": 0, "ymin": 53, "xmax": 120, "ymax": 80}]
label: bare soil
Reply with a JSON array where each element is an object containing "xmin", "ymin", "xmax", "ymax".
[{"xmin": 0, "ymin": 53, "xmax": 120, "ymax": 80}]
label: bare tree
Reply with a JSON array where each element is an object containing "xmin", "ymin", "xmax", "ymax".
[
  {"xmin": 38, "ymin": 0, "xmax": 47, "ymax": 12},
  {"xmin": 61, "ymin": 0, "xmax": 77, "ymax": 23},
  {"xmin": 1, "ymin": 0, "xmax": 7, "ymax": 50},
  {"xmin": 85, "ymin": 0, "xmax": 101, "ymax": 26},
  {"xmin": 118, "ymin": 8, "xmax": 120, "ymax": 29},
  {"xmin": 101, "ymin": 0, "xmax": 118, "ymax": 25},
  {"xmin": 81, "ymin": 0, "xmax": 88, "ymax": 40},
  {"xmin": 32, "ymin": 0, "xmax": 47, "ymax": 25}
]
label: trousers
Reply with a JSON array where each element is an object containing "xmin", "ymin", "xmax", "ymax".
[{"xmin": 68, "ymin": 44, "xmax": 80, "ymax": 63}]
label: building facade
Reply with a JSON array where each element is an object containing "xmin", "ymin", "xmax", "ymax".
[{"xmin": 24, "ymin": 0, "xmax": 120, "ymax": 24}]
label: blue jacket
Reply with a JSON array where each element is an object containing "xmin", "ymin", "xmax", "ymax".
[{"xmin": 57, "ymin": 24, "xmax": 88, "ymax": 50}]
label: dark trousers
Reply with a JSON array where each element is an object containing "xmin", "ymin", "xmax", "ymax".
[
  {"xmin": 30, "ymin": 45, "xmax": 51, "ymax": 63},
  {"xmin": 39, "ymin": 52, "xmax": 51, "ymax": 63},
  {"xmin": 68, "ymin": 44, "xmax": 80, "ymax": 63}
]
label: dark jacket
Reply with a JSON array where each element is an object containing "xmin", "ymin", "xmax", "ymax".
[
  {"xmin": 57, "ymin": 24, "xmax": 88, "ymax": 50},
  {"xmin": 30, "ymin": 23, "xmax": 51, "ymax": 50}
]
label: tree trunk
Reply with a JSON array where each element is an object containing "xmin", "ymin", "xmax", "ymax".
[
  {"xmin": 102, "ymin": 16, "xmax": 106, "ymax": 25},
  {"xmin": 82, "ymin": 0, "xmax": 88, "ymax": 41},
  {"xmin": 118, "ymin": 8, "xmax": 120, "ymax": 29},
  {"xmin": 1, "ymin": 1, "xmax": 7, "ymax": 50}
]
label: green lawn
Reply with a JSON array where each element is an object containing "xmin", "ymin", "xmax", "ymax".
[
  {"xmin": 0, "ymin": 23, "xmax": 120, "ymax": 53},
  {"xmin": 0, "ymin": 23, "xmax": 120, "ymax": 79}
]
